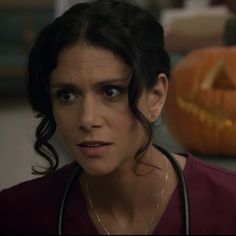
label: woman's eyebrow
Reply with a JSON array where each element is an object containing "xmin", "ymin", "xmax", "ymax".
[
  {"xmin": 50, "ymin": 82, "xmax": 78, "ymax": 89},
  {"xmin": 96, "ymin": 77, "xmax": 129, "ymax": 86},
  {"xmin": 50, "ymin": 77, "xmax": 129, "ymax": 88}
]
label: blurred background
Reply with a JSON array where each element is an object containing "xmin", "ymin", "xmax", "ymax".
[{"xmin": 1, "ymin": 0, "xmax": 236, "ymax": 190}]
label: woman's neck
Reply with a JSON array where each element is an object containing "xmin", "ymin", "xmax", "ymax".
[{"xmin": 80, "ymin": 145, "xmax": 169, "ymax": 219}]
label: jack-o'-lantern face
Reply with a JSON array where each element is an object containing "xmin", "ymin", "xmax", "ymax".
[{"xmin": 165, "ymin": 47, "xmax": 236, "ymax": 155}]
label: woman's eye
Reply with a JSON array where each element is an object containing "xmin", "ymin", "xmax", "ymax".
[
  {"xmin": 58, "ymin": 90, "xmax": 76, "ymax": 102},
  {"xmin": 103, "ymin": 86, "xmax": 121, "ymax": 98}
]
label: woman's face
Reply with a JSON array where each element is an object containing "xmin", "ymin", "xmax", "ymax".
[{"xmin": 50, "ymin": 43, "xmax": 159, "ymax": 176}]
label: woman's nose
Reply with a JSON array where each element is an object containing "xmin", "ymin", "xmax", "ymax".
[{"xmin": 79, "ymin": 96, "xmax": 102, "ymax": 131}]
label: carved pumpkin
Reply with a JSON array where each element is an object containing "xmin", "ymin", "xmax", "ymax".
[{"xmin": 164, "ymin": 46, "xmax": 236, "ymax": 155}]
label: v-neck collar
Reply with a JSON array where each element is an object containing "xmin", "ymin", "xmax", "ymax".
[{"xmin": 70, "ymin": 151, "xmax": 192, "ymax": 234}]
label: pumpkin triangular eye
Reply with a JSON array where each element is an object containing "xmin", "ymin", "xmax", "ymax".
[{"xmin": 200, "ymin": 60, "xmax": 235, "ymax": 90}]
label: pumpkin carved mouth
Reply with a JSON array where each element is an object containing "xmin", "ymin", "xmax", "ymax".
[{"xmin": 176, "ymin": 96, "xmax": 234, "ymax": 130}]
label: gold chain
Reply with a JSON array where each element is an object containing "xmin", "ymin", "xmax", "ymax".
[
  {"xmin": 145, "ymin": 157, "xmax": 169, "ymax": 235},
  {"xmin": 86, "ymin": 181, "xmax": 110, "ymax": 235},
  {"xmin": 85, "ymin": 157, "xmax": 169, "ymax": 235}
]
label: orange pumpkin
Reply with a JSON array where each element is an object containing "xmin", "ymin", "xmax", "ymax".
[{"xmin": 164, "ymin": 46, "xmax": 236, "ymax": 155}]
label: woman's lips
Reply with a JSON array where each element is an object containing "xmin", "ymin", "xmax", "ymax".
[{"xmin": 77, "ymin": 142, "xmax": 112, "ymax": 156}]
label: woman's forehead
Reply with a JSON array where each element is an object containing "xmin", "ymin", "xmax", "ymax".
[
  {"xmin": 51, "ymin": 43, "xmax": 132, "ymax": 84},
  {"xmin": 57, "ymin": 43, "xmax": 124, "ymax": 67}
]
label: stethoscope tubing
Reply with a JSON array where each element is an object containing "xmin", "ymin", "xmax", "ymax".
[
  {"xmin": 157, "ymin": 145, "xmax": 190, "ymax": 235},
  {"xmin": 58, "ymin": 165, "xmax": 81, "ymax": 235}
]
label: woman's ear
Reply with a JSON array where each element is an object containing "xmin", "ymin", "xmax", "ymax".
[{"xmin": 147, "ymin": 73, "xmax": 168, "ymax": 122}]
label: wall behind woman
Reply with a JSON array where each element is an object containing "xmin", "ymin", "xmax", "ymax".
[
  {"xmin": 0, "ymin": 99, "xmax": 71, "ymax": 191},
  {"xmin": 0, "ymin": 0, "xmax": 71, "ymax": 190}
]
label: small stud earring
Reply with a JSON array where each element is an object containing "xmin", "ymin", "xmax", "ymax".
[{"xmin": 151, "ymin": 114, "xmax": 156, "ymax": 120}]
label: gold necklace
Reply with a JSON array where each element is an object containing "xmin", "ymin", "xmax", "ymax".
[
  {"xmin": 144, "ymin": 157, "xmax": 169, "ymax": 235},
  {"xmin": 85, "ymin": 157, "xmax": 169, "ymax": 235}
]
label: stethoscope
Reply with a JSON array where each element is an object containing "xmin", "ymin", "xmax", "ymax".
[{"xmin": 58, "ymin": 146, "xmax": 190, "ymax": 235}]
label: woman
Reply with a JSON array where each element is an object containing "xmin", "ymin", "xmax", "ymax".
[{"xmin": 1, "ymin": 0, "xmax": 236, "ymax": 234}]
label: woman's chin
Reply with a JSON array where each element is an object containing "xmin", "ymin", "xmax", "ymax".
[{"xmin": 81, "ymin": 165, "xmax": 116, "ymax": 177}]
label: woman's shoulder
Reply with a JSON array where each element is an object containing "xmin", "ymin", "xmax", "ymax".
[
  {"xmin": 173, "ymin": 152, "xmax": 236, "ymax": 202},
  {"xmin": 183, "ymin": 154, "xmax": 236, "ymax": 233},
  {"xmin": 186, "ymin": 153, "xmax": 236, "ymax": 178},
  {"xmin": 0, "ymin": 162, "xmax": 78, "ymax": 206},
  {"xmin": 184, "ymin": 153, "xmax": 236, "ymax": 201},
  {"xmin": 0, "ymin": 162, "xmax": 79, "ymax": 234}
]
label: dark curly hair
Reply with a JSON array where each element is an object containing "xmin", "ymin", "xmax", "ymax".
[{"xmin": 27, "ymin": 0, "xmax": 170, "ymax": 175}]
